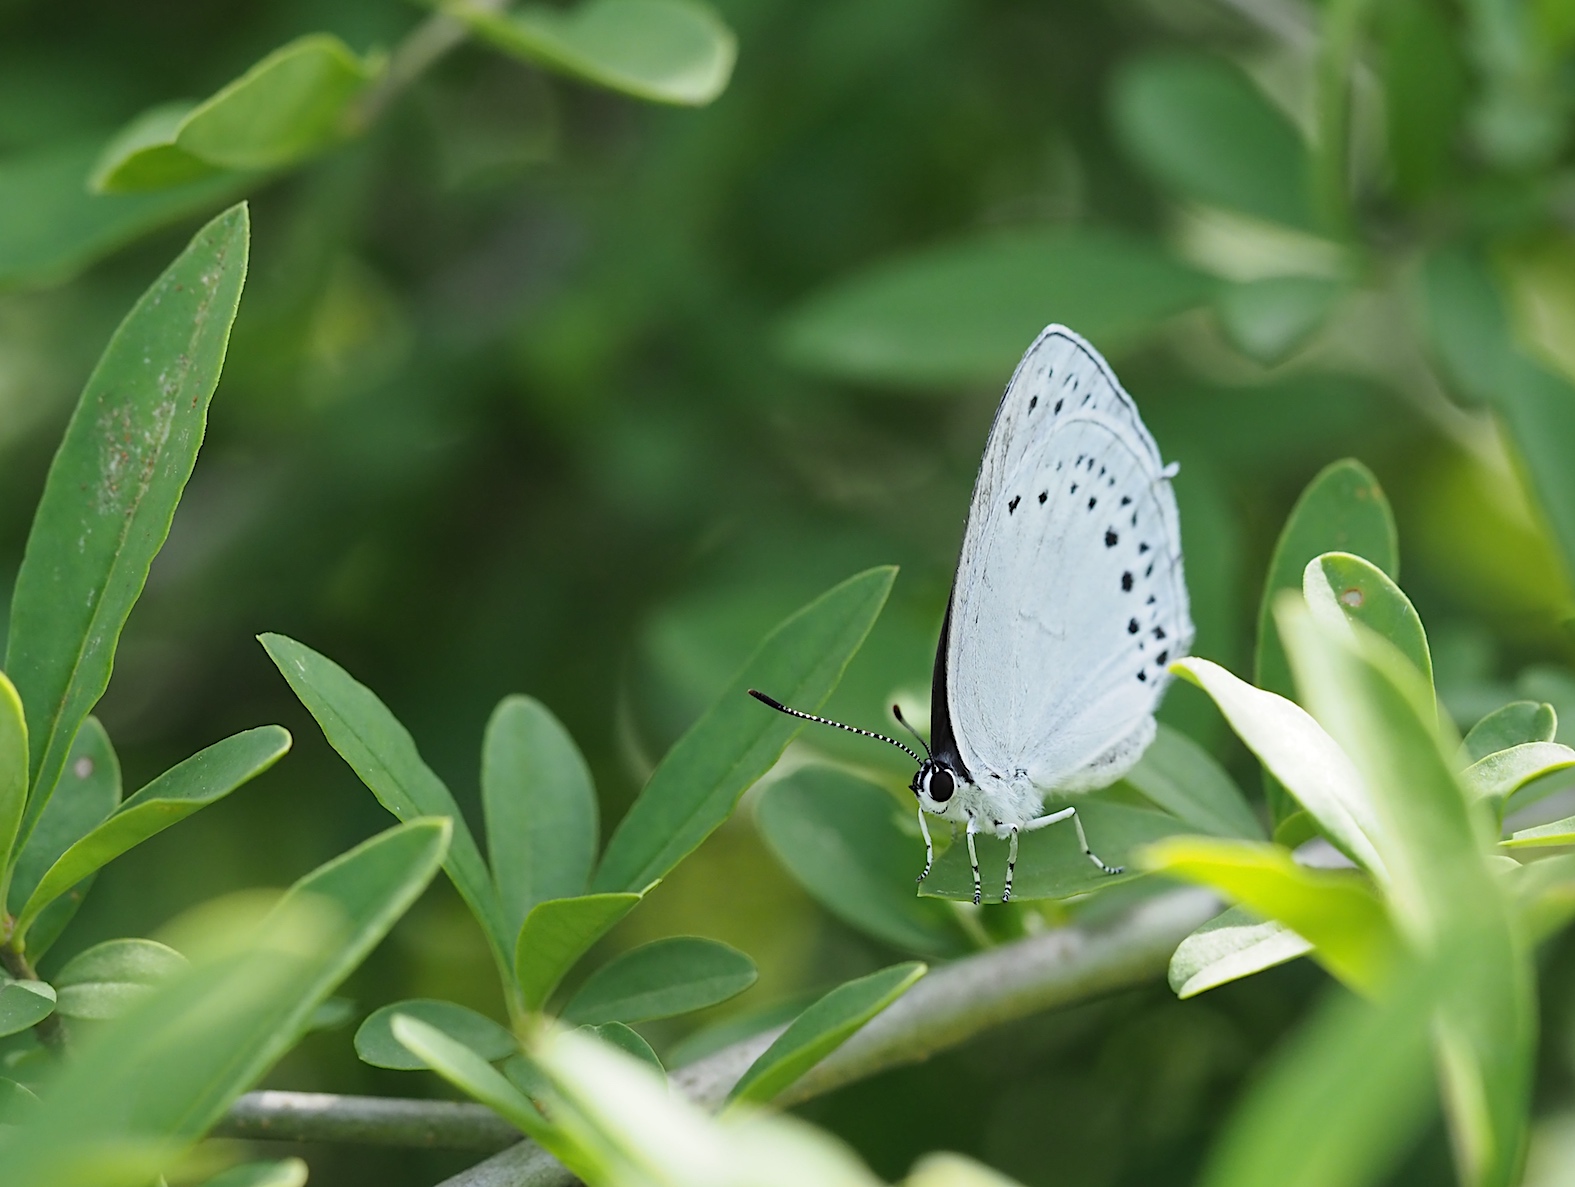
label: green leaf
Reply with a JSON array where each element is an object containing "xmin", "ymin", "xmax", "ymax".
[
  {"xmin": 0, "ymin": 139, "xmax": 246, "ymax": 289},
  {"xmin": 1462, "ymin": 701, "xmax": 1557, "ymax": 764},
  {"xmin": 1504, "ymin": 813, "xmax": 1575, "ymax": 849},
  {"xmin": 93, "ymin": 35, "xmax": 377, "ymax": 190},
  {"xmin": 0, "ymin": 672, "xmax": 27, "ymax": 885},
  {"xmin": 355, "ymin": 998, "xmax": 516, "ymax": 1070},
  {"xmin": 1255, "ymin": 459, "xmax": 1396, "ymax": 824},
  {"xmin": 0, "ymin": 979, "xmax": 56, "ymax": 1038},
  {"xmin": 483, "ymin": 695, "xmax": 598, "ymax": 940},
  {"xmin": 15, "ymin": 726, "xmax": 290, "ymax": 942},
  {"xmin": 1303, "ymin": 552, "xmax": 1433, "ymax": 692},
  {"xmin": 1201, "ymin": 967, "xmax": 1438, "ymax": 1187},
  {"xmin": 5, "ymin": 204, "xmax": 248, "ymax": 836},
  {"xmin": 8, "ymin": 717, "xmax": 120, "ymax": 958},
  {"xmin": 1168, "ymin": 906, "xmax": 1313, "ymax": 999},
  {"xmin": 1173, "ymin": 657, "xmax": 1386, "ymax": 878},
  {"xmin": 54, "ymin": 937, "xmax": 188, "ymax": 1020},
  {"xmin": 755, "ymin": 767, "xmax": 969, "ymax": 957},
  {"xmin": 919, "ymin": 798, "xmax": 1194, "ymax": 904},
  {"xmin": 1123, "ymin": 723, "xmax": 1264, "ymax": 840},
  {"xmin": 0, "ymin": 1077, "xmax": 40, "ymax": 1123},
  {"xmin": 727, "ymin": 962, "xmax": 925, "ymax": 1106},
  {"xmin": 1142, "ymin": 836, "xmax": 1397, "ymax": 994},
  {"xmin": 1278, "ymin": 601, "xmax": 1534, "ymax": 1187},
  {"xmin": 450, "ymin": 0, "xmax": 735, "ymax": 107},
  {"xmin": 1378, "ymin": 0, "xmax": 1466, "ymax": 205},
  {"xmin": 593, "ymin": 566, "xmax": 894, "ymax": 894},
  {"xmin": 88, "ymin": 104, "xmax": 220, "ymax": 194},
  {"xmin": 390, "ymin": 1013, "xmax": 565, "ymax": 1150},
  {"xmin": 0, "ymin": 821, "xmax": 448, "ymax": 1187},
  {"xmin": 259, "ymin": 633, "xmax": 511, "ymax": 976},
  {"xmin": 585, "ymin": 1022, "xmax": 663, "ymax": 1074},
  {"xmin": 515, "ymin": 891, "xmax": 645, "ymax": 1012},
  {"xmin": 562, "ymin": 936, "xmax": 757, "ymax": 1025},
  {"xmin": 1464, "ymin": 742, "xmax": 1575, "ymax": 807},
  {"xmin": 1216, "ymin": 276, "xmax": 1343, "ymax": 366},
  {"xmin": 1420, "ymin": 247, "xmax": 1575, "ymax": 580},
  {"xmin": 776, "ymin": 229, "xmax": 1216, "ymax": 389},
  {"xmin": 201, "ymin": 1160, "xmax": 308, "ymax": 1187},
  {"xmin": 1110, "ymin": 53, "xmax": 1318, "ymax": 231}
]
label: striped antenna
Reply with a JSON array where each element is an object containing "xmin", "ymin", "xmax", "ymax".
[{"xmin": 747, "ymin": 690, "xmax": 922, "ymax": 764}]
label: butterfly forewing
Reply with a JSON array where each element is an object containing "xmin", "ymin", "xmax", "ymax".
[{"xmin": 945, "ymin": 326, "xmax": 1192, "ymax": 793}]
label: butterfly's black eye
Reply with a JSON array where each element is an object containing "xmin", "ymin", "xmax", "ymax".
[{"xmin": 927, "ymin": 768, "xmax": 954, "ymax": 803}]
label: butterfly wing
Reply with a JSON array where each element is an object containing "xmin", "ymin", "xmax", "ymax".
[{"xmin": 943, "ymin": 325, "xmax": 1193, "ymax": 794}]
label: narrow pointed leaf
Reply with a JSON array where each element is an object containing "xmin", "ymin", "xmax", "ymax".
[
  {"xmin": 728, "ymin": 962, "xmax": 926, "ymax": 1105},
  {"xmin": 593, "ymin": 566, "xmax": 895, "ymax": 894},
  {"xmin": 1124, "ymin": 723, "xmax": 1264, "ymax": 839},
  {"xmin": 562, "ymin": 936, "xmax": 756, "ymax": 1025},
  {"xmin": 260, "ymin": 633, "xmax": 510, "ymax": 972},
  {"xmin": 54, "ymin": 937, "xmax": 188, "ymax": 1020},
  {"xmin": 0, "ymin": 980, "xmax": 55, "ymax": 1038},
  {"xmin": 483, "ymin": 695, "xmax": 598, "ymax": 940},
  {"xmin": 8, "ymin": 717, "xmax": 120, "ymax": 957},
  {"xmin": 1142, "ymin": 836, "xmax": 1397, "ymax": 994},
  {"xmin": 1278, "ymin": 602, "xmax": 1534, "ymax": 1187},
  {"xmin": 5, "ymin": 205, "xmax": 249, "ymax": 834},
  {"xmin": 356, "ymin": 998, "xmax": 516, "ymax": 1070},
  {"xmin": 1504, "ymin": 814, "xmax": 1575, "ymax": 849},
  {"xmin": 1168, "ymin": 906, "xmax": 1313, "ymax": 999},
  {"xmin": 1201, "ymin": 967, "xmax": 1438, "ymax": 1187},
  {"xmin": 1304, "ymin": 553, "xmax": 1433, "ymax": 692},
  {"xmin": 390, "ymin": 1013, "xmax": 562, "ymax": 1148},
  {"xmin": 0, "ymin": 820, "xmax": 447, "ymax": 1187},
  {"xmin": 1255, "ymin": 460, "xmax": 1396, "ymax": 823},
  {"xmin": 515, "ymin": 891, "xmax": 644, "ymax": 1012},
  {"xmin": 451, "ymin": 0, "xmax": 736, "ymax": 107},
  {"xmin": 0, "ymin": 672, "xmax": 26, "ymax": 879},
  {"xmin": 756, "ymin": 767, "xmax": 969, "ymax": 956},
  {"xmin": 1171, "ymin": 657, "xmax": 1386, "ymax": 878},
  {"xmin": 16, "ymin": 726, "xmax": 290, "ymax": 942},
  {"xmin": 1462, "ymin": 701, "xmax": 1557, "ymax": 764}
]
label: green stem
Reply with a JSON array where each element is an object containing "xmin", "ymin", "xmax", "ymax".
[
  {"xmin": 1315, "ymin": 0, "xmax": 1377, "ymax": 234},
  {"xmin": 0, "ymin": 940, "xmax": 66, "ymax": 1052},
  {"xmin": 346, "ymin": 0, "xmax": 514, "ymax": 132}
]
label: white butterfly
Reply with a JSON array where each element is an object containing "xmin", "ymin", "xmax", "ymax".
[{"xmin": 753, "ymin": 325, "xmax": 1193, "ymax": 903}]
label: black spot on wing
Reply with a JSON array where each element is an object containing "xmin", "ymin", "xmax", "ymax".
[
  {"xmin": 1127, "ymin": 618, "xmax": 1139, "ymax": 634},
  {"xmin": 1105, "ymin": 529, "xmax": 1118, "ymax": 547},
  {"xmin": 1121, "ymin": 571, "xmax": 1133, "ymax": 592},
  {"xmin": 1029, "ymin": 395, "xmax": 1038, "ymax": 411},
  {"xmin": 1038, "ymin": 491, "xmax": 1047, "ymax": 504},
  {"xmin": 1087, "ymin": 496, "xmax": 1097, "ymax": 510},
  {"xmin": 1008, "ymin": 495, "xmax": 1020, "ymax": 514}
]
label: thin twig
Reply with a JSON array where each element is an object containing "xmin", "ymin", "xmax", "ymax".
[
  {"xmin": 225, "ymin": 889, "xmax": 1212, "ymax": 1187},
  {"xmin": 215, "ymin": 1091, "xmax": 521, "ymax": 1151},
  {"xmin": 345, "ymin": 0, "xmax": 513, "ymax": 132}
]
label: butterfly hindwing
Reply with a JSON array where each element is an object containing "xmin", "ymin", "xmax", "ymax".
[{"xmin": 944, "ymin": 326, "xmax": 1193, "ymax": 794}]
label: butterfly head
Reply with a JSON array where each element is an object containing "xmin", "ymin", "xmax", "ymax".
[{"xmin": 912, "ymin": 758, "xmax": 959, "ymax": 813}]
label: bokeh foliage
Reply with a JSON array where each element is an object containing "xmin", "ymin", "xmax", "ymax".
[{"xmin": 6, "ymin": 0, "xmax": 1575, "ymax": 1184}]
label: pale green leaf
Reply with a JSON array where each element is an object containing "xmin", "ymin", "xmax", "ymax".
[
  {"xmin": 1463, "ymin": 701, "xmax": 1557, "ymax": 764},
  {"xmin": 201, "ymin": 1160, "xmax": 308, "ymax": 1187},
  {"xmin": 0, "ymin": 671, "xmax": 27, "ymax": 884},
  {"xmin": 1464, "ymin": 742, "xmax": 1575, "ymax": 807},
  {"xmin": 1304, "ymin": 553, "xmax": 1433, "ymax": 693},
  {"xmin": 1168, "ymin": 906, "xmax": 1313, "ymax": 999},
  {"xmin": 585, "ymin": 1021, "xmax": 664, "ymax": 1074},
  {"xmin": 0, "ymin": 979, "xmax": 55, "ymax": 1038}
]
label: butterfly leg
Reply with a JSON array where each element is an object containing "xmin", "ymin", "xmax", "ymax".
[
  {"xmin": 1004, "ymin": 826, "xmax": 1019, "ymax": 903},
  {"xmin": 915, "ymin": 808, "xmax": 934, "ymax": 884},
  {"xmin": 965, "ymin": 817, "xmax": 982, "ymax": 905},
  {"xmin": 1024, "ymin": 806, "xmax": 1124, "ymax": 874}
]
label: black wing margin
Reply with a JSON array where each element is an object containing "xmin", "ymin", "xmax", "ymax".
[{"xmin": 927, "ymin": 587, "xmax": 973, "ymax": 782}]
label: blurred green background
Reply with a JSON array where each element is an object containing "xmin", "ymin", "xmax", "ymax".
[{"xmin": 5, "ymin": 0, "xmax": 1575, "ymax": 1183}]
